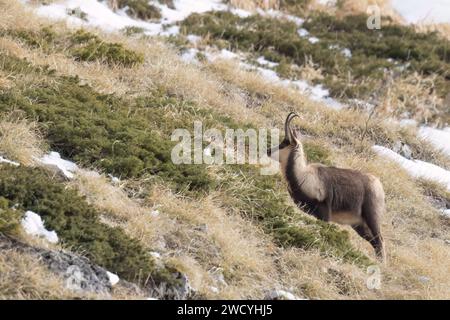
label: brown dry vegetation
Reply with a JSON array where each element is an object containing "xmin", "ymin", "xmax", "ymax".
[{"xmin": 0, "ymin": 0, "xmax": 449, "ymax": 300}]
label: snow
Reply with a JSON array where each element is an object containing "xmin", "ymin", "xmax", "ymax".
[
  {"xmin": 297, "ymin": 28, "xmax": 309, "ymax": 37},
  {"xmin": 186, "ymin": 34, "xmax": 202, "ymax": 44},
  {"xmin": 27, "ymin": 0, "xmax": 227, "ymax": 36},
  {"xmin": 256, "ymin": 56, "xmax": 279, "ymax": 68},
  {"xmin": 150, "ymin": 209, "xmax": 160, "ymax": 217},
  {"xmin": 236, "ymin": 59, "xmax": 343, "ymax": 109},
  {"xmin": 38, "ymin": 152, "xmax": 78, "ymax": 179},
  {"xmin": 341, "ymin": 48, "xmax": 352, "ymax": 58},
  {"xmin": 317, "ymin": 0, "xmax": 337, "ymax": 5},
  {"xmin": 0, "ymin": 156, "xmax": 20, "ymax": 166},
  {"xmin": 26, "ymin": 0, "xmax": 341, "ymax": 109},
  {"xmin": 156, "ymin": 0, "xmax": 226, "ymax": 23},
  {"xmin": 21, "ymin": 211, "xmax": 59, "ymax": 243},
  {"xmin": 266, "ymin": 289, "xmax": 300, "ymax": 300},
  {"xmin": 372, "ymin": 145, "xmax": 450, "ymax": 192},
  {"xmin": 150, "ymin": 251, "xmax": 162, "ymax": 259},
  {"xmin": 399, "ymin": 118, "xmax": 418, "ymax": 127},
  {"xmin": 230, "ymin": 8, "xmax": 252, "ymax": 18},
  {"xmin": 308, "ymin": 36, "xmax": 319, "ymax": 44},
  {"xmin": 210, "ymin": 286, "xmax": 220, "ymax": 293},
  {"xmin": 180, "ymin": 48, "xmax": 200, "ymax": 63},
  {"xmin": 106, "ymin": 271, "xmax": 120, "ymax": 286},
  {"xmin": 33, "ymin": 0, "xmax": 163, "ymax": 33},
  {"xmin": 257, "ymin": 9, "xmax": 304, "ymax": 26},
  {"xmin": 418, "ymin": 127, "xmax": 450, "ymax": 158},
  {"xmin": 392, "ymin": 0, "xmax": 450, "ymax": 24},
  {"xmin": 108, "ymin": 174, "xmax": 121, "ymax": 184},
  {"xmin": 442, "ymin": 209, "xmax": 450, "ymax": 218}
]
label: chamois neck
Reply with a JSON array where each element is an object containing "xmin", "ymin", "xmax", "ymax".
[
  {"xmin": 293, "ymin": 143, "xmax": 307, "ymax": 170},
  {"xmin": 284, "ymin": 143, "xmax": 307, "ymax": 181}
]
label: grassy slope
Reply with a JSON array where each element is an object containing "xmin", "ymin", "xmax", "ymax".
[{"xmin": 0, "ymin": 0, "xmax": 449, "ymax": 299}]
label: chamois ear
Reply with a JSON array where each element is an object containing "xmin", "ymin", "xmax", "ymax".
[{"xmin": 290, "ymin": 128, "xmax": 301, "ymax": 146}]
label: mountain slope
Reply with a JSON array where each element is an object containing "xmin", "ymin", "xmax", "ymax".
[{"xmin": 0, "ymin": 0, "xmax": 449, "ymax": 299}]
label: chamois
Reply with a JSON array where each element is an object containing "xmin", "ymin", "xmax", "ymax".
[{"xmin": 268, "ymin": 112, "xmax": 386, "ymax": 261}]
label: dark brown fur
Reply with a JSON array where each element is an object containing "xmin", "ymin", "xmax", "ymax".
[{"xmin": 271, "ymin": 113, "xmax": 386, "ymax": 261}]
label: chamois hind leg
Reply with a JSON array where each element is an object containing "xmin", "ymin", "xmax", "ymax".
[{"xmin": 351, "ymin": 223, "xmax": 373, "ymax": 243}]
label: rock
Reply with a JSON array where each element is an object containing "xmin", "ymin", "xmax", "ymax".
[
  {"xmin": 418, "ymin": 276, "xmax": 430, "ymax": 284},
  {"xmin": 150, "ymin": 271, "xmax": 194, "ymax": 300},
  {"xmin": 194, "ymin": 223, "xmax": 208, "ymax": 233},
  {"xmin": 39, "ymin": 250, "xmax": 112, "ymax": 295},
  {"xmin": 0, "ymin": 234, "xmax": 111, "ymax": 295},
  {"xmin": 209, "ymin": 267, "xmax": 228, "ymax": 287},
  {"xmin": 393, "ymin": 141, "xmax": 412, "ymax": 159},
  {"xmin": 265, "ymin": 289, "xmax": 302, "ymax": 300}
]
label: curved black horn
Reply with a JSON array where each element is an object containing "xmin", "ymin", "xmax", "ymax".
[{"xmin": 284, "ymin": 112, "xmax": 299, "ymax": 141}]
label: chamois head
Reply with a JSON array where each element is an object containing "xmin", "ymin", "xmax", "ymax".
[{"xmin": 267, "ymin": 112, "xmax": 301, "ymax": 163}]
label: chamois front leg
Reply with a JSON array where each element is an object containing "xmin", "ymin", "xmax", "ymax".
[{"xmin": 315, "ymin": 202, "xmax": 331, "ymax": 222}]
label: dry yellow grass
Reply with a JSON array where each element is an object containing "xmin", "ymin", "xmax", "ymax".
[
  {"xmin": 1, "ymin": 0, "xmax": 449, "ymax": 300},
  {"xmin": 225, "ymin": 0, "xmax": 280, "ymax": 11},
  {"xmin": 0, "ymin": 248, "xmax": 85, "ymax": 300},
  {"xmin": 377, "ymin": 72, "xmax": 442, "ymax": 125},
  {"xmin": 0, "ymin": 114, "xmax": 45, "ymax": 166}
]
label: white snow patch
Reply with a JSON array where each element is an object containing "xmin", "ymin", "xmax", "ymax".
[
  {"xmin": 297, "ymin": 28, "xmax": 309, "ymax": 37},
  {"xmin": 26, "ymin": 0, "xmax": 228, "ymax": 36},
  {"xmin": 210, "ymin": 286, "xmax": 219, "ymax": 293},
  {"xmin": 186, "ymin": 34, "xmax": 202, "ymax": 44},
  {"xmin": 238, "ymin": 61, "xmax": 343, "ymax": 109},
  {"xmin": 392, "ymin": 0, "xmax": 450, "ymax": 24},
  {"xmin": 32, "ymin": 0, "xmax": 164, "ymax": 33},
  {"xmin": 442, "ymin": 209, "xmax": 450, "ymax": 218},
  {"xmin": 180, "ymin": 48, "xmax": 200, "ymax": 63},
  {"xmin": 0, "ymin": 156, "xmax": 20, "ymax": 166},
  {"xmin": 418, "ymin": 127, "xmax": 450, "ymax": 158},
  {"xmin": 266, "ymin": 289, "xmax": 301, "ymax": 300},
  {"xmin": 156, "ymin": 0, "xmax": 226, "ymax": 23},
  {"xmin": 257, "ymin": 9, "xmax": 304, "ymax": 26},
  {"xmin": 106, "ymin": 271, "xmax": 120, "ymax": 286},
  {"xmin": 21, "ymin": 211, "xmax": 59, "ymax": 243},
  {"xmin": 256, "ymin": 56, "xmax": 279, "ymax": 68},
  {"xmin": 399, "ymin": 118, "xmax": 418, "ymax": 127},
  {"xmin": 341, "ymin": 48, "xmax": 352, "ymax": 58},
  {"xmin": 150, "ymin": 209, "xmax": 160, "ymax": 217},
  {"xmin": 160, "ymin": 25, "xmax": 180, "ymax": 36},
  {"xmin": 230, "ymin": 8, "xmax": 252, "ymax": 18},
  {"xmin": 372, "ymin": 145, "xmax": 450, "ymax": 192},
  {"xmin": 108, "ymin": 174, "xmax": 121, "ymax": 184},
  {"xmin": 317, "ymin": 0, "xmax": 337, "ymax": 5},
  {"xmin": 150, "ymin": 251, "xmax": 162, "ymax": 259},
  {"xmin": 308, "ymin": 36, "xmax": 319, "ymax": 44},
  {"xmin": 203, "ymin": 48, "xmax": 241, "ymax": 62},
  {"xmin": 39, "ymin": 152, "xmax": 78, "ymax": 179}
]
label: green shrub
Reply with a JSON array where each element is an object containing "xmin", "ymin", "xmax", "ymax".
[
  {"xmin": 121, "ymin": 26, "xmax": 146, "ymax": 36},
  {"xmin": 0, "ymin": 196, "xmax": 21, "ymax": 237},
  {"xmin": 3, "ymin": 27, "xmax": 56, "ymax": 51},
  {"xmin": 0, "ymin": 75, "xmax": 212, "ymax": 193},
  {"xmin": 117, "ymin": 0, "xmax": 161, "ymax": 20},
  {"xmin": 69, "ymin": 30, "xmax": 144, "ymax": 67},
  {"xmin": 3, "ymin": 28, "xmax": 144, "ymax": 67},
  {"xmin": 181, "ymin": 11, "xmax": 450, "ymax": 108},
  {"xmin": 0, "ymin": 165, "xmax": 178, "ymax": 284},
  {"xmin": 303, "ymin": 141, "xmax": 332, "ymax": 165},
  {"xmin": 0, "ymin": 52, "xmax": 368, "ymax": 264}
]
